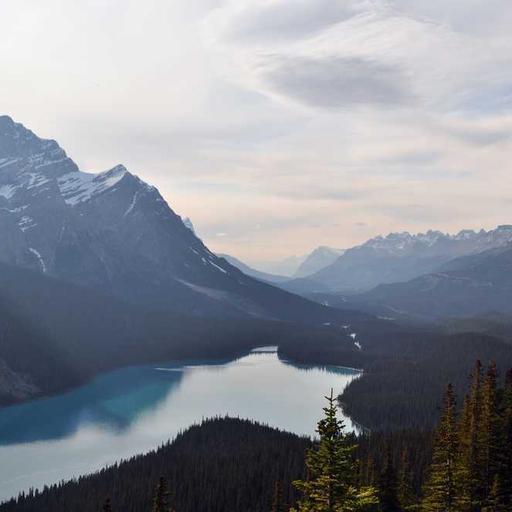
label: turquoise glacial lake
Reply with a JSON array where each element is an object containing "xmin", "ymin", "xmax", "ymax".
[{"xmin": 0, "ymin": 348, "xmax": 360, "ymax": 501}]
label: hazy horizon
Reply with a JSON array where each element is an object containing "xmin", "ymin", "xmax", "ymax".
[{"xmin": 2, "ymin": 0, "xmax": 511, "ymax": 262}]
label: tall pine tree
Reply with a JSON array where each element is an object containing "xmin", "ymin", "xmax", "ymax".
[
  {"xmin": 151, "ymin": 477, "xmax": 174, "ymax": 512},
  {"xmin": 378, "ymin": 444, "xmax": 401, "ymax": 512},
  {"xmin": 397, "ymin": 449, "xmax": 417, "ymax": 511},
  {"xmin": 422, "ymin": 384, "xmax": 460, "ymax": 512},
  {"xmin": 497, "ymin": 369, "xmax": 512, "ymax": 508},
  {"xmin": 458, "ymin": 360, "xmax": 484, "ymax": 511},
  {"xmin": 271, "ymin": 480, "xmax": 287, "ymax": 512},
  {"xmin": 292, "ymin": 390, "xmax": 378, "ymax": 512},
  {"xmin": 480, "ymin": 361, "xmax": 500, "ymax": 505}
]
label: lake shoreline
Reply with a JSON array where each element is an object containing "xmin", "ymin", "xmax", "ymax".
[
  {"xmin": 0, "ymin": 344, "xmax": 364, "ymax": 412},
  {"xmin": 0, "ymin": 348, "xmax": 253, "ymax": 412},
  {"xmin": 0, "ymin": 350, "xmax": 360, "ymax": 502}
]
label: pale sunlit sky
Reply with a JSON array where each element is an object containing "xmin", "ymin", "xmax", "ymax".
[{"xmin": 2, "ymin": 0, "xmax": 511, "ymax": 265}]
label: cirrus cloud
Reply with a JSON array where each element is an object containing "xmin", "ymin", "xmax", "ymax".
[{"xmin": 261, "ymin": 55, "xmax": 412, "ymax": 108}]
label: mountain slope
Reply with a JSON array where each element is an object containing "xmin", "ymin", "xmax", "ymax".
[
  {"xmin": 347, "ymin": 243, "xmax": 512, "ymax": 320},
  {"xmin": 307, "ymin": 228, "xmax": 512, "ymax": 293},
  {"xmin": 0, "ymin": 260, "xmax": 370, "ymax": 406},
  {"xmin": 294, "ymin": 246, "xmax": 344, "ymax": 278},
  {"xmin": 219, "ymin": 247, "xmax": 342, "ymax": 292},
  {"xmin": 0, "ymin": 115, "xmax": 359, "ymax": 325},
  {"xmin": 255, "ymin": 254, "xmax": 307, "ymax": 277},
  {"xmin": 0, "ymin": 261, "xmax": 248, "ymax": 405},
  {"xmin": 217, "ymin": 254, "xmax": 289, "ymax": 283}
]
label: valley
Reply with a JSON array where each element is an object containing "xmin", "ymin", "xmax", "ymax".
[{"xmin": 1, "ymin": 116, "xmax": 512, "ymax": 509}]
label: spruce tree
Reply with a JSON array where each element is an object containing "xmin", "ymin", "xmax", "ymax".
[
  {"xmin": 397, "ymin": 449, "xmax": 417, "ymax": 511},
  {"xmin": 457, "ymin": 360, "xmax": 484, "ymax": 511},
  {"xmin": 271, "ymin": 480, "xmax": 287, "ymax": 512},
  {"xmin": 152, "ymin": 477, "xmax": 174, "ymax": 512},
  {"xmin": 497, "ymin": 368, "xmax": 512, "ymax": 509},
  {"xmin": 360, "ymin": 454, "xmax": 376, "ymax": 488},
  {"xmin": 292, "ymin": 390, "xmax": 378, "ymax": 511},
  {"xmin": 102, "ymin": 498, "xmax": 112, "ymax": 512},
  {"xmin": 378, "ymin": 444, "xmax": 401, "ymax": 512},
  {"xmin": 482, "ymin": 474, "xmax": 507, "ymax": 512},
  {"xmin": 422, "ymin": 384, "xmax": 460, "ymax": 512},
  {"xmin": 481, "ymin": 362, "xmax": 500, "ymax": 504}
]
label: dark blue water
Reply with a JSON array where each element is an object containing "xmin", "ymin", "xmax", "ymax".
[{"xmin": 0, "ymin": 348, "xmax": 359, "ymax": 501}]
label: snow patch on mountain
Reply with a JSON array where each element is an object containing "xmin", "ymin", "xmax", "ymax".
[
  {"xmin": 363, "ymin": 231, "xmax": 446, "ymax": 254},
  {"xmin": 28, "ymin": 248, "xmax": 46, "ymax": 273},
  {"xmin": 58, "ymin": 165, "xmax": 127, "ymax": 206},
  {"xmin": 362, "ymin": 227, "xmax": 512, "ymax": 256},
  {"xmin": 123, "ymin": 190, "xmax": 140, "ymax": 217},
  {"xmin": 0, "ymin": 184, "xmax": 19, "ymax": 199},
  {"xmin": 0, "ymin": 158, "xmax": 21, "ymax": 169},
  {"xmin": 183, "ymin": 217, "xmax": 195, "ymax": 233},
  {"xmin": 18, "ymin": 216, "xmax": 36, "ymax": 231},
  {"xmin": 26, "ymin": 172, "xmax": 51, "ymax": 190}
]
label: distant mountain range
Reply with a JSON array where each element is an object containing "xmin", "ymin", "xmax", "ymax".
[
  {"xmin": 233, "ymin": 228, "xmax": 512, "ymax": 296},
  {"xmin": 298, "ymin": 228, "xmax": 512, "ymax": 321},
  {"xmin": 249, "ymin": 246, "xmax": 343, "ymax": 278},
  {"xmin": 229, "ymin": 225, "xmax": 512, "ymax": 306},
  {"xmin": 345, "ymin": 241, "xmax": 512, "ymax": 320},
  {"xmin": 220, "ymin": 246, "xmax": 343, "ymax": 283},
  {"xmin": 299, "ymin": 227, "xmax": 512, "ymax": 293}
]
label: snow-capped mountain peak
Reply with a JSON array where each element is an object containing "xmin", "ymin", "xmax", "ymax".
[
  {"xmin": 310, "ymin": 225, "xmax": 512, "ymax": 292},
  {"xmin": 0, "ymin": 115, "xmax": 341, "ymax": 324},
  {"xmin": 183, "ymin": 217, "xmax": 195, "ymax": 233},
  {"xmin": 0, "ymin": 117, "xmax": 153, "ymax": 210},
  {"xmin": 360, "ymin": 227, "xmax": 512, "ymax": 256}
]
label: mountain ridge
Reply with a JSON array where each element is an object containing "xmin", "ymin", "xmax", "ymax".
[
  {"xmin": 217, "ymin": 254, "xmax": 289, "ymax": 284},
  {"xmin": 323, "ymin": 241, "xmax": 512, "ymax": 321},
  {"xmin": 0, "ymin": 115, "xmax": 375, "ymax": 326},
  {"xmin": 294, "ymin": 246, "xmax": 344, "ymax": 278},
  {"xmin": 305, "ymin": 226, "xmax": 512, "ymax": 293}
]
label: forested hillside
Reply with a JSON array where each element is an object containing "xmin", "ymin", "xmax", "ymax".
[
  {"xmin": 280, "ymin": 320, "xmax": 512, "ymax": 430},
  {"xmin": 0, "ymin": 418, "xmax": 310, "ymax": 512},
  {"xmin": 0, "ymin": 261, "xmax": 361, "ymax": 406}
]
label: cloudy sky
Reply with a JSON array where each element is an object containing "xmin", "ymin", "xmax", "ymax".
[{"xmin": 1, "ymin": 1, "xmax": 511, "ymax": 266}]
